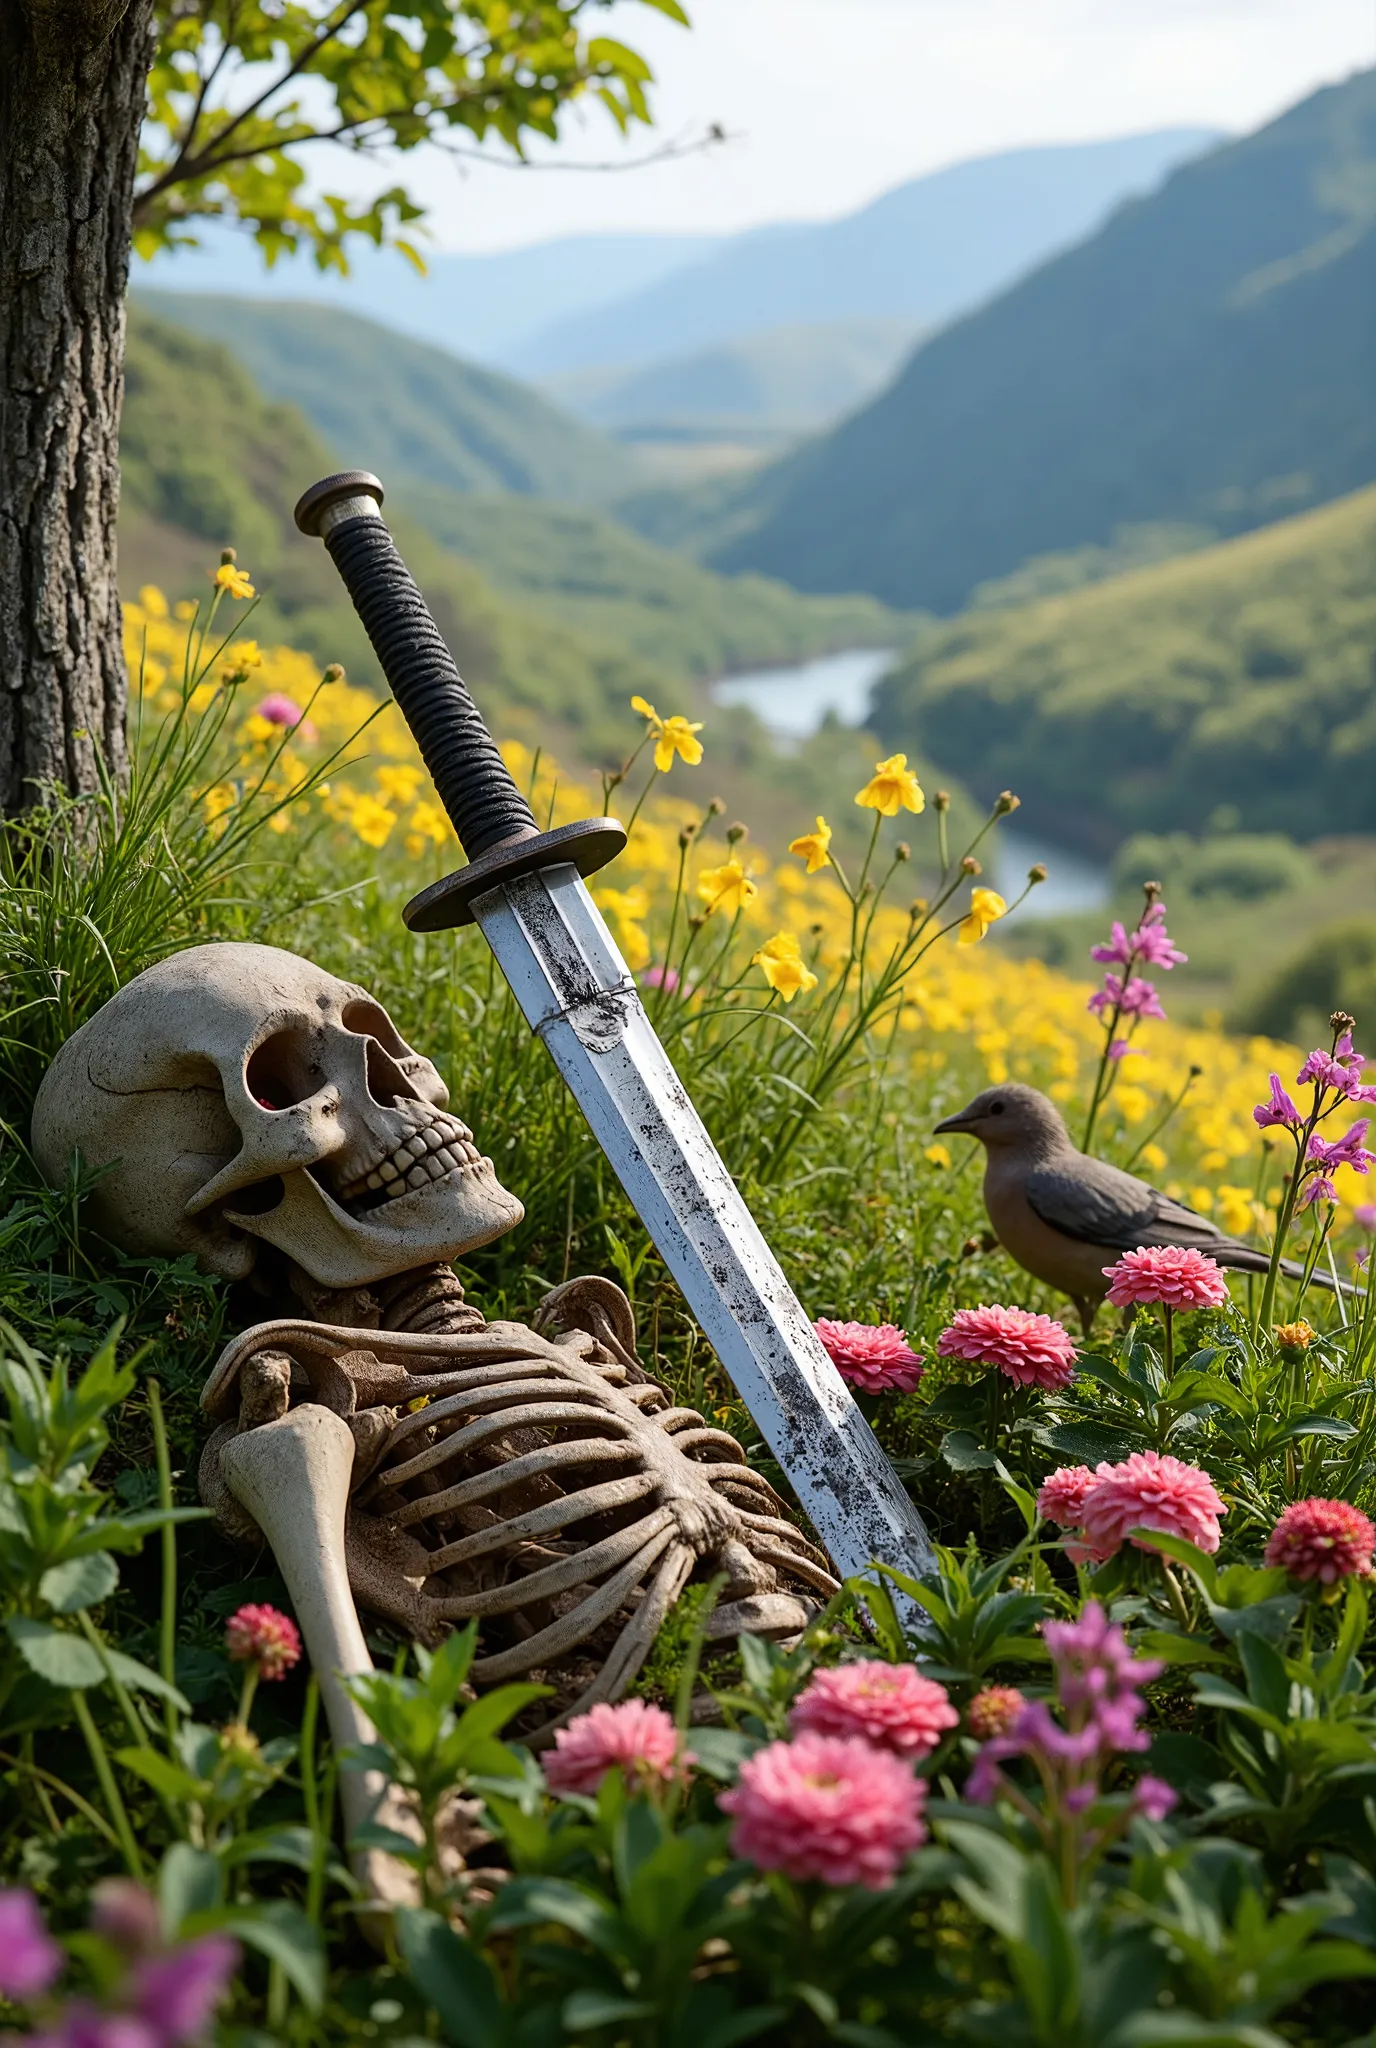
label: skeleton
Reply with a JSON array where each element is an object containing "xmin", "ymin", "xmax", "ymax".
[{"xmin": 31, "ymin": 943, "xmax": 833, "ymax": 1775}]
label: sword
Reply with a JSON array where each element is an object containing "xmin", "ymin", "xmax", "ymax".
[{"xmin": 295, "ymin": 470, "xmax": 934, "ymax": 1589}]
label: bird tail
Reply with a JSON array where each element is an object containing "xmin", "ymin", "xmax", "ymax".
[{"xmin": 1218, "ymin": 1246, "xmax": 1364, "ymax": 1299}]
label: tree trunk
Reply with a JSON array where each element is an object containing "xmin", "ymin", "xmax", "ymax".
[{"xmin": 0, "ymin": 0, "xmax": 154, "ymax": 811}]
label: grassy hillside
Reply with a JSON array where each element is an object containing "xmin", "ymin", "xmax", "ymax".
[
  {"xmin": 134, "ymin": 292, "xmax": 641, "ymax": 506},
  {"xmin": 395, "ymin": 485, "xmax": 900, "ymax": 684},
  {"xmin": 870, "ymin": 483, "xmax": 1376, "ymax": 854},
  {"xmin": 695, "ymin": 70, "xmax": 1376, "ymax": 610}
]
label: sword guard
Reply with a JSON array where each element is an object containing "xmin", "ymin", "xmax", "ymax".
[{"xmin": 403, "ymin": 816, "xmax": 627, "ymax": 931}]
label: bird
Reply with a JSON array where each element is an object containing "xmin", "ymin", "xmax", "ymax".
[{"xmin": 933, "ymin": 1081, "xmax": 1349, "ymax": 1334}]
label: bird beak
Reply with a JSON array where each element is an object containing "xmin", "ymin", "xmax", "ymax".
[{"xmin": 934, "ymin": 1107, "xmax": 979, "ymax": 1135}]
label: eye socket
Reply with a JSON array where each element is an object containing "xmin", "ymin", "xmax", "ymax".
[
  {"xmin": 989, "ymin": 1101, "xmax": 1006, "ymax": 1115},
  {"xmin": 341, "ymin": 999, "xmax": 410, "ymax": 1059},
  {"xmin": 246, "ymin": 1028, "xmax": 320, "ymax": 1110}
]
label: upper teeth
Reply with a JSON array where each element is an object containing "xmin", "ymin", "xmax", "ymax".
[{"xmin": 335, "ymin": 1117, "xmax": 488, "ymax": 1208}]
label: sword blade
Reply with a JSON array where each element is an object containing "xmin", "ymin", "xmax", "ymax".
[{"xmin": 475, "ymin": 860, "xmax": 935, "ymax": 1588}]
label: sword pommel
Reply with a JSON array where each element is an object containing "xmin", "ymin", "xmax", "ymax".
[{"xmin": 294, "ymin": 470, "xmax": 625, "ymax": 927}]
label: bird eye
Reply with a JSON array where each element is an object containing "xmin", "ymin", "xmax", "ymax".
[{"xmin": 990, "ymin": 1101, "xmax": 1005, "ymax": 1115}]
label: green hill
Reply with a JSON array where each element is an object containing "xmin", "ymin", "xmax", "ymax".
[
  {"xmin": 688, "ymin": 70, "xmax": 1376, "ymax": 611},
  {"xmin": 871, "ymin": 483, "xmax": 1376, "ymax": 854},
  {"xmin": 134, "ymin": 292, "xmax": 641, "ymax": 507}
]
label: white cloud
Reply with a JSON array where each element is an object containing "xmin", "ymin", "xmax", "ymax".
[{"xmin": 324, "ymin": 0, "xmax": 1376, "ymax": 250}]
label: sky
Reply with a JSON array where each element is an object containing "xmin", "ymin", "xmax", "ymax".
[{"xmin": 365, "ymin": 0, "xmax": 1376, "ymax": 251}]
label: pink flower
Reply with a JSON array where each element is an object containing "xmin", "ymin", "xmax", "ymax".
[
  {"xmin": 1355, "ymin": 1204, "xmax": 1376, "ymax": 1233},
  {"xmin": 719, "ymin": 1732, "xmax": 925, "ymax": 1889},
  {"xmin": 91, "ymin": 1882, "xmax": 160, "ymax": 1956},
  {"xmin": 1299, "ymin": 1174, "xmax": 1338, "ymax": 1209},
  {"xmin": 1264, "ymin": 1498, "xmax": 1375, "ymax": 1584},
  {"xmin": 0, "ymin": 1888, "xmax": 62, "ymax": 1999},
  {"xmin": 1133, "ymin": 1774, "xmax": 1179, "ymax": 1822},
  {"xmin": 1080, "ymin": 1450, "xmax": 1227, "ymax": 1560},
  {"xmin": 967, "ymin": 1686, "xmax": 1024, "ymax": 1739},
  {"xmin": 814, "ymin": 1319, "xmax": 924, "ymax": 1394},
  {"xmin": 936, "ymin": 1305, "xmax": 1077, "ymax": 1389},
  {"xmin": 1132, "ymin": 910, "xmax": 1187, "ymax": 970},
  {"xmin": 27, "ymin": 2001, "xmax": 160, "ymax": 2048},
  {"xmin": 253, "ymin": 692, "xmax": 317, "ymax": 741},
  {"xmin": 790, "ymin": 1663, "xmax": 958, "ymax": 1758},
  {"xmin": 1036, "ymin": 1464, "xmax": 1102, "ymax": 1529},
  {"xmin": 544, "ymin": 1700, "xmax": 686, "ymax": 1797},
  {"xmin": 224, "ymin": 1604, "xmax": 301, "ymax": 1680},
  {"xmin": 1101, "ymin": 1246, "xmax": 1229, "ymax": 1310},
  {"xmin": 1254, "ymin": 1072, "xmax": 1302, "ymax": 1130},
  {"xmin": 1299, "ymin": 1031, "xmax": 1369, "ymax": 1095},
  {"xmin": 642, "ymin": 964, "xmax": 680, "ymax": 993},
  {"xmin": 131, "ymin": 1935, "xmax": 239, "ymax": 2040},
  {"xmin": 1088, "ymin": 975, "xmax": 1166, "ymax": 1021},
  {"xmin": 1308, "ymin": 1120, "xmax": 1374, "ymax": 1174},
  {"xmin": 1091, "ymin": 921, "xmax": 1135, "ymax": 967},
  {"xmin": 1107, "ymin": 1039, "xmax": 1142, "ymax": 1061}
]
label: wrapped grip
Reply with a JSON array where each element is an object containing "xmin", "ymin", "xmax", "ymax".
[{"xmin": 321, "ymin": 509, "xmax": 536, "ymax": 861}]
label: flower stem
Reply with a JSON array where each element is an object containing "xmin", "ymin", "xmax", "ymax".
[
  {"xmin": 72, "ymin": 1689, "xmax": 144, "ymax": 1879},
  {"xmin": 146, "ymin": 1375, "xmax": 179, "ymax": 1743}
]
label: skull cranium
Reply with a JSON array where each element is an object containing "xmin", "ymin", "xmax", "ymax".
[{"xmin": 31, "ymin": 943, "xmax": 523, "ymax": 1285}]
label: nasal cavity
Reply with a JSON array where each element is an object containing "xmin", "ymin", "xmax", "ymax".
[{"xmin": 364, "ymin": 1038, "xmax": 416, "ymax": 1109}]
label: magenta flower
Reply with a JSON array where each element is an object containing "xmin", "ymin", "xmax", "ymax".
[
  {"xmin": 1102, "ymin": 1246, "xmax": 1229, "ymax": 1310},
  {"xmin": 936, "ymin": 1305, "xmax": 1077, "ymax": 1389},
  {"xmin": 1090, "ymin": 921, "xmax": 1135, "ymax": 967},
  {"xmin": 814, "ymin": 1319, "xmax": 924, "ymax": 1394},
  {"xmin": 1355, "ymin": 1204, "xmax": 1376, "ymax": 1232},
  {"xmin": 544, "ymin": 1700, "xmax": 687, "ymax": 1797},
  {"xmin": 719, "ymin": 1731, "xmax": 925, "ymax": 1889},
  {"xmin": 1299, "ymin": 1174, "xmax": 1338, "ymax": 1209},
  {"xmin": 642, "ymin": 963, "xmax": 680, "ymax": 993},
  {"xmin": 224, "ymin": 1604, "xmax": 301, "ymax": 1680},
  {"xmin": 1087, "ymin": 975, "xmax": 1166, "ymax": 1022},
  {"xmin": 26, "ymin": 2000, "xmax": 159, "ymax": 2048},
  {"xmin": 1308, "ymin": 1120, "xmax": 1374, "ymax": 1174},
  {"xmin": 1132, "ymin": 1774, "xmax": 1179, "ymax": 1822},
  {"xmin": 1107, "ymin": 1039, "xmax": 1142, "ymax": 1062},
  {"xmin": 252, "ymin": 692, "xmax": 317, "ymax": 742},
  {"xmin": 1132, "ymin": 906, "xmax": 1187, "ymax": 969},
  {"xmin": 1264, "ymin": 1497, "xmax": 1375, "ymax": 1584},
  {"xmin": 90, "ymin": 1883, "xmax": 160, "ymax": 1957},
  {"xmin": 1079, "ymin": 1449, "xmax": 1227, "ymax": 1560},
  {"xmin": 1254, "ymin": 1072, "xmax": 1302, "ymax": 1130},
  {"xmin": 1298, "ymin": 1030, "xmax": 1370, "ymax": 1096},
  {"xmin": 790, "ymin": 1663, "xmax": 958, "ymax": 1758},
  {"xmin": 0, "ymin": 1888, "xmax": 62, "ymax": 2000},
  {"xmin": 131, "ymin": 1936, "xmax": 239, "ymax": 2040}
]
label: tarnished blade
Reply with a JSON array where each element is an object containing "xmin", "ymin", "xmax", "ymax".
[{"xmin": 474, "ymin": 863, "xmax": 935, "ymax": 1588}]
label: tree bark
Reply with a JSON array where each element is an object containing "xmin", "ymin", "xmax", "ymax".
[{"xmin": 0, "ymin": 0, "xmax": 154, "ymax": 811}]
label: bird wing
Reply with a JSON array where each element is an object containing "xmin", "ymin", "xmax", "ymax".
[{"xmin": 1025, "ymin": 1154, "xmax": 1224, "ymax": 1252}]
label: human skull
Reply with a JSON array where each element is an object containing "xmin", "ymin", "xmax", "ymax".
[{"xmin": 31, "ymin": 943, "xmax": 523, "ymax": 1286}]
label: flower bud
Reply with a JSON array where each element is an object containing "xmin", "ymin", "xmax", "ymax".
[
  {"xmin": 1331, "ymin": 1010, "xmax": 1357, "ymax": 1034},
  {"xmin": 678, "ymin": 825, "xmax": 695, "ymax": 848},
  {"xmin": 960, "ymin": 1236, "xmax": 984, "ymax": 1258},
  {"xmin": 961, "ymin": 855, "xmax": 982, "ymax": 875},
  {"xmin": 861, "ymin": 878, "xmax": 876, "ymax": 897},
  {"xmin": 322, "ymin": 663, "xmax": 345, "ymax": 685},
  {"xmin": 688, "ymin": 912, "xmax": 707, "ymax": 931},
  {"xmin": 995, "ymin": 790, "xmax": 1020, "ymax": 815},
  {"xmin": 894, "ymin": 841, "xmax": 911, "ymax": 862},
  {"xmin": 1143, "ymin": 878, "xmax": 1163, "ymax": 900},
  {"xmin": 1028, "ymin": 863, "xmax": 1047, "ymax": 884},
  {"xmin": 707, "ymin": 796, "xmax": 726, "ymax": 816},
  {"xmin": 220, "ymin": 546, "xmax": 237, "ymax": 565},
  {"xmin": 1275, "ymin": 1320, "xmax": 1315, "ymax": 1351},
  {"xmin": 910, "ymin": 897, "xmax": 929, "ymax": 918},
  {"xmin": 934, "ymin": 789, "xmax": 950, "ymax": 812},
  {"xmin": 726, "ymin": 821, "xmax": 748, "ymax": 845}
]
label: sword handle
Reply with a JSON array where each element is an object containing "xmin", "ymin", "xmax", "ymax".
[{"xmin": 295, "ymin": 470, "xmax": 625, "ymax": 926}]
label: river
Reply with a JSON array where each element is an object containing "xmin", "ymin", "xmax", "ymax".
[{"xmin": 712, "ymin": 648, "xmax": 1108, "ymax": 920}]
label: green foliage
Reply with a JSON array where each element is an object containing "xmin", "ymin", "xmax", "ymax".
[
  {"xmin": 1111, "ymin": 833, "xmax": 1317, "ymax": 906},
  {"xmin": 1233, "ymin": 921, "xmax": 1376, "ymax": 1043},
  {"xmin": 697, "ymin": 68, "xmax": 1376, "ymax": 609},
  {"xmin": 136, "ymin": 0, "xmax": 686, "ymax": 268},
  {"xmin": 874, "ymin": 484, "xmax": 1376, "ymax": 851}
]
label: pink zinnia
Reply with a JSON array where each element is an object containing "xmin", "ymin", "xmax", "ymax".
[
  {"xmin": 814, "ymin": 1319, "xmax": 924, "ymax": 1394},
  {"xmin": 936, "ymin": 1305, "xmax": 1077, "ymax": 1389},
  {"xmin": 253, "ymin": 692, "xmax": 317, "ymax": 741},
  {"xmin": 1080, "ymin": 1450, "xmax": 1227, "ymax": 1560},
  {"xmin": 790, "ymin": 1663, "xmax": 957, "ymax": 1758},
  {"xmin": 719, "ymin": 1731, "xmax": 925, "ymax": 1889},
  {"xmin": 1102, "ymin": 1246, "xmax": 1229, "ymax": 1311},
  {"xmin": 1264, "ymin": 1498, "xmax": 1375, "ymax": 1584},
  {"xmin": 224, "ymin": 1603, "xmax": 301, "ymax": 1680},
  {"xmin": 967, "ymin": 1686, "xmax": 1024, "ymax": 1739},
  {"xmin": 544, "ymin": 1700, "xmax": 686, "ymax": 1797},
  {"xmin": 1037, "ymin": 1464, "xmax": 1102, "ymax": 1529},
  {"xmin": 0, "ymin": 1888, "xmax": 62, "ymax": 2000}
]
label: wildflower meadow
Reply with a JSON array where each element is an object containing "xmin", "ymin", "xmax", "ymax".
[{"xmin": 2, "ymin": 571, "xmax": 1376, "ymax": 2046}]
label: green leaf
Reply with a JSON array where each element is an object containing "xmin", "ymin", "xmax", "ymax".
[
  {"xmin": 1131, "ymin": 1528, "xmax": 1219, "ymax": 1598},
  {"xmin": 7, "ymin": 1616, "xmax": 105, "ymax": 1689},
  {"xmin": 686, "ymin": 1727, "xmax": 757, "ymax": 1781},
  {"xmin": 563, "ymin": 1990, "xmax": 656, "ymax": 2029},
  {"xmin": 1041, "ymin": 1418, "xmax": 1149, "ymax": 1464},
  {"xmin": 212, "ymin": 1902, "xmax": 325, "ymax": 2013},
  {"xmin": 40, "ymin": 1552, "xmax": 119, "ymax": 1613},
  {"xmin": 106, "ymin": 1649, "xmax": 191, "ymax": 1712},
  {"xmin": 397, "ymin": 1907, "xmax": 502, "ymax": 2048},
  {"xmin": 350, "ymin": 1821, "xmax": 426, "ymax": 1863},
  {"xmin": 159, "ymin": 1842, "xmax": 224, "ymax": 1939},
  {"xmin": 114, "ymin": 1746, "xmax": 204, "ymax": 1805},
  {"xmin": 488, "ymin": 1875, "xmax": 619, "ymax": 1950},
  {"xmin": 940, "ymin": 1429, "xmax": 997, "ymax": 1472},
  {"xmin": 1208, "ymin": 1595, "xmax": 1299, "ymax": 1646}
]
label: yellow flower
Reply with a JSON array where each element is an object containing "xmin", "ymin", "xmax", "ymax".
[
  {"xmin": 957, "ymin": 887, "xmax": 1008, "ymax": 946},
  {"xmin": 137, "ymin": 585, "xmax": 169, "ymax": 618},
  {"xmin": 789, "ymin": 816, "xmax": 833, "ymax": 873},
  {"xmin": 924, "ymin": 1142, "xmax": 952, "ymax": 1168},
  {"xmin": 174, "ymin": 599, "xmax": 198, "ymax": 622},
  {"xmin": 204, "ymin": 783, "xmax": 236, "ymax": 835},
  {"xmin": 856, "ymin": 753, "xmax": 924, "ymax": 816},
  {"xmin": 377, "ymin": 764, "xmax": 424, "ymax": 806},
  {"xmin": 215, "ymin": 562, "xmax": 255, "ymax": 600},
  {"xmin": 1216, "ymin": 1185, "xmax": 1255, "ymax": 1236},
  {"xmin": 406, "ymin": 800, "xmax": 451, "ymax": 851},
  {"xmin": 751, "ymin": 931, "xmax": 818, "ymax": 1003},
  {"xmin": 241, "ymin": 713, "xmax": 277, "ymax": 746},
  {"xmin": 1140, "ymin": 1142, "xmax": 1168, "ymax": 1173},
  {"xmin": 346, "ymin": 794, "xmax": 397, "ymax": 849},
  {"xmin": 1276, "ymin": 1320, "xmax": 1315, "ymax": 1351},
  {"xmin": 631, "ymin": 694, "xmax": 704, "ymax": 772},
  {"xmin": 225, "ymin": 640, "xmax": 263, "ymax": 673},
  {"xmin": 697, "ymin": 858, "xmax": 757, "ymax": 917},
  {"xmin": 597, "ymin": 885, "xmax": 653, "ymax": 968}
]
